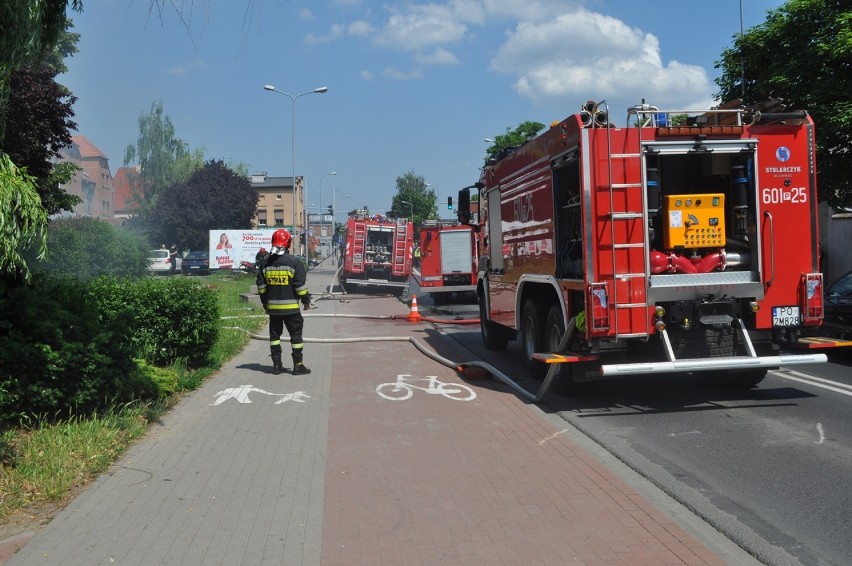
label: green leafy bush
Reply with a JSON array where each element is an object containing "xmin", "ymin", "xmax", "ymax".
[
  {"xmin": 0, "ymin": 275, "xmax": 154, "ymax": 421},
  {"xmin": 88, "ymin": 276, "xmax": 220, "ymax": 367},
  {"xmin": 32, "ymin": 217, "xmax": 150, "ymax": 280}
]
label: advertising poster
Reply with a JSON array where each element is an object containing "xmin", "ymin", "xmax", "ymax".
[{"xmin": 209, "ymin": 230, "xmax": 274, "ymax": 270}]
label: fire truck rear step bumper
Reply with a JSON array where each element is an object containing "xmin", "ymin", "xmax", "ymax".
[
  {"xmin": 346, "ymin": 279, "xmax": 409, "ymax": 288},
  {"xmin": 420, "ymin": 285, "xmax": 476, "ymax": 294},
  {"xmin": 601, "ymin": 353, "xmax": 827, "ymax": 376}
]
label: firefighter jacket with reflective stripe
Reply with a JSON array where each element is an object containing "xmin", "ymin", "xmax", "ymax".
[{"xmin": 256, "ymin": 252, "xmax": 308, "ymax": 315}]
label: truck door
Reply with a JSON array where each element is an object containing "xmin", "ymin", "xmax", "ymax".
[{"xmin": 486, "ymin": 187, "xmax": 515, "ymax": 327}]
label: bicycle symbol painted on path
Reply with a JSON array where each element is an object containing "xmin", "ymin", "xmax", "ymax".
[{"xmin": 376, "ymin": 374, "xmax": 476, "ymax": 401}]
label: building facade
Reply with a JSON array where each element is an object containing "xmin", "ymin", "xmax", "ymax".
[
  {"xmin": 56, "ymin": 135, "xmax": 114, "ymax": 219},
  {"xmin": 250, "ymin": 172, "xmax": 308, "ymax": 255}
]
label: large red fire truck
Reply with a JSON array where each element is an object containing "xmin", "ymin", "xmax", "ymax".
[
  {"xmin": 339, "ymin": 209, "xmax": 414, "ymax": 295},
  {"xmin": 415, "ymin": 219, "xmax": 478, "ymax": 303},
  {"xmin": 456, "ymin": 100, "xmax": 829, "ymax": 388}
]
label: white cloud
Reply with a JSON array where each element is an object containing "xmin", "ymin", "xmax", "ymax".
[
  {"xmin": 332, "ymin": 1, "xmax": 711, "ymax": 107},
  {"xmin": 416, "ymin": 47, "xmax": 459, "ymax": 65},
  {"xmin": 305, "ymin": 23, "xmax": 345, "ymax": 44},
  {"xmin": 299, "ymin": 8, "xmax": 314, "ymax": 21},
  {"xmin": 373, "ymin": 4, "xmax": 470, "ymax": 50},
  {"xmin": 491, "ymin": 8, "xmax": 710, "ymax": 109},
  {"xmin": 349, "ymin": 20, "xmax": 376, "ymax": 37}
]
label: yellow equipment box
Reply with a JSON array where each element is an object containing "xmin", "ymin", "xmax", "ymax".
[{"xmin": 663, "ymin": 194, "xmax": 726, "ymax": 249}]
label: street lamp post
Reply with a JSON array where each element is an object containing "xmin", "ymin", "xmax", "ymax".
[
  {"xmin": 263, "ymin": 84, "xmax": 328, "ymax": 261},
  {"xmin": 333, "ymin": 188, "xmax": 350, "ymax": 258},
  {"xmin": 320, "ymin": 171, "xmax": 337, "ymax": 256},
  {"xmin": 400, "ymin": 200, "xmax": 414, "ymax": 221}
]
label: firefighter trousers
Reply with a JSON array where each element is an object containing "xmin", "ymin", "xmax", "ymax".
[{"xmin": 268, "ymin": 312, "xmax": 305, "ymax": 364}]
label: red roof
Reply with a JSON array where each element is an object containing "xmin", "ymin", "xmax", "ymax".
[
  {"xmin": 70, "ymin": 135, "xmax": 107, "ymax": 159},
  {"xmin": 113, "ymin": 166, "xmax": 139, "ymax": 213}
]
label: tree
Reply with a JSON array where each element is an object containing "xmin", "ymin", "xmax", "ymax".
[
  {"xmin": 391, "ymin": 171, "xmax": 436, "ymax": 231},
  {"xmin": 2, "ymin": 64, "xmax": 81, "ymax": 216},
  {"xmin": 33, "ymin": 217, "xmax": 151, "ymax": 280},
  {"xmin": 484, "ymin": 121, "xmax": 546, "ymax": 166},
  {"xmin": 124, "ymin": 101, "xmax": 206, "ymax": 214},
  {"xmin": 715, "ymin": 0, "xmax": 852, "ymax": 209},
  {"xmin": 1, "ymin": 1, "xmax": 81, "ymax": 280},
  {"xmin": 0, "ymin": 154, "xmax": 48, "ymax": 282},
  {"xmin": 149, "ymin": 159, "xmax": 258, "ymax": 250},
  {"xmin": 0, "ymin": 0, "xmax": 81, "ymax": 140}
]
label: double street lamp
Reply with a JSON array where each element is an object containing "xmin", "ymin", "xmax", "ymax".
[{"xmin": 263, "ymin": 84, "xmax": 328, "ymax": 260}]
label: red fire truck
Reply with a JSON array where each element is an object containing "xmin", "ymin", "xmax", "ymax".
[
  {"xmin": 456, "ymin": 100, "xmax": 829, "ymax": 388},
  {"xmin": 415, "ymin": 219, "xmax": 478, "ymax": 303},
  {"xmin": 339, "ymin": 209, "xmax": 414, "ymax": 295}
]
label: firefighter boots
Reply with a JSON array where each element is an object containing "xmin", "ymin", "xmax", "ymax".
[
  {"xmin": 291, "ymin": 352, "xmax": 311, "ymax": 375},
  {"xmin": 271, "ymin": 354, "xmax": 284, "ymax": 375}
]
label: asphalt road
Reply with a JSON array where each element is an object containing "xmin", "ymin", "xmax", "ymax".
[{"xmin": 414, "ymin": 288, "xmax": 852, "ymax": 566}]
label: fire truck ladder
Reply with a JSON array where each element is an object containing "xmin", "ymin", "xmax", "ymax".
[
  {"xmin": 352, "ymin": 221, "xmax": 366, "ymax": 273},
  {"xmin": 392, "ymin": 219, "xmax": 409, "ymax": 277},
  {"xmin": 602, "ymin": 101, "xmax": 650, "ymax": 339}
]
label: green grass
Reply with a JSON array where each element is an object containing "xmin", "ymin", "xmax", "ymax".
[
  {"xmin": 0, "ymin": 270, "xmax": 267, "ymax": 521},
  {"xmin": 0, "ymin": 407, "xmax": 149, "ymax": 517}
]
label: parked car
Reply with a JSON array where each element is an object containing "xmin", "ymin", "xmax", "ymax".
[
  {"xmin": 147, "ymin": 249, "xmax": 181, "ymax": 275},
  {"xmin": 181, "ymin": 250, "xmax": 211, "ymax": 275},
  {"xmin": 822, "ymin": 270, "xmax": 852, "ymax": 339}
]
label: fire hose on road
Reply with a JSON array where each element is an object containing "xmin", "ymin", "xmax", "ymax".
[{"xmin": 221, "ymin": 308, "xmax": 552, "ymax": 403}]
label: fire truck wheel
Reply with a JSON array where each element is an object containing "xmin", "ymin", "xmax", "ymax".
[
  {"xmin": 521, "ymin": 299, "xmax": 547, "ymax": 379},
  {"xmin": 479, "ymin": 294, "xmax": 509, "ymax": 351}
]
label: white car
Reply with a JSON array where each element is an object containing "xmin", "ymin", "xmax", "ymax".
[{"xmin": 148, "ymin": 249, "xmax": 182, "ymax": 275}]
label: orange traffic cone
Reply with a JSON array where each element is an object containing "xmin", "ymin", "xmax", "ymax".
[{"xmin": 407, "ymin": 294, "xmax": 422, "ymax": 322}]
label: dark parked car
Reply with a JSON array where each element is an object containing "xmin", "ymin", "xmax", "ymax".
[
  {"xmin": 181, "ymin": 250, "xmax": 211, "ymax": 275},
  {"xmin": 821, "ymin": 270, "xmax": 852, "ymax": 339}
]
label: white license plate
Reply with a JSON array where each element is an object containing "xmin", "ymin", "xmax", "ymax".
[{"xmin": 772, "ymin": 306, "xmax": 801, "ymax": 327}]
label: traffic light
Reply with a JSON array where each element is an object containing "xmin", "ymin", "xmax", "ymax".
[
  {"xmin": 447, "ymin": 196, "xmax": 453, "ymax": 210},
  {"xmin": 299, "ymin": 232, "xmax": 306, "ymax": 244},
  {"xmin": 327, "ymin": 205, "xmax": 333, "ymax": 215}
]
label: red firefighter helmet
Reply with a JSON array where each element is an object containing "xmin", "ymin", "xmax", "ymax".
[{"xmin": 271, "ymin": 229, "xmax": 291, "ymax": 249}]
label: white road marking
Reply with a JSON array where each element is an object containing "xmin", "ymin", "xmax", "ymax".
[
  {"xmin": 538, "ymin": 429, "xmax": 567, "ymax": 445},
  {"xmin": 770, "ymin": 369, "xmax": 852, "ymax": 397},
  {"xmin": 211, "ymin": 385, "xmax": 311, "ymax": 405},
  {"xmin": 815, "ymin": 423, "xmax": 825, "ymax": 445}
]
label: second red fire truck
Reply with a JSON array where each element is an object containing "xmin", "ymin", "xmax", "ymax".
[
  {"xmin": 339, "ymin": 209, "xmax": 414, "ymax": 295},
  {"xmin": 415, "ymin": 219, "xmax": 478, "ymax": 303},
  {"xmin": 456, "ymin": 99, "xmax": 829, "ymax": 388}
]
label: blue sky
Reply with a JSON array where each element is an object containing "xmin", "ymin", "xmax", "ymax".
[{"xmin": 62, "ymin": 0, "xmax": 784, "ymax": 216}]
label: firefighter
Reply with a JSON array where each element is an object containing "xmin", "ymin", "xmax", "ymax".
[
  {"xmin": 255, "ymin": 247, "xmax": 268, "ymax": 270},
  {"xmin": 413, "ymin": 244, "xmax": 421, "ymax": 268},
  {"xmin": 256, "ymin": 229, "xmax": 311, "ymax": 375}
]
